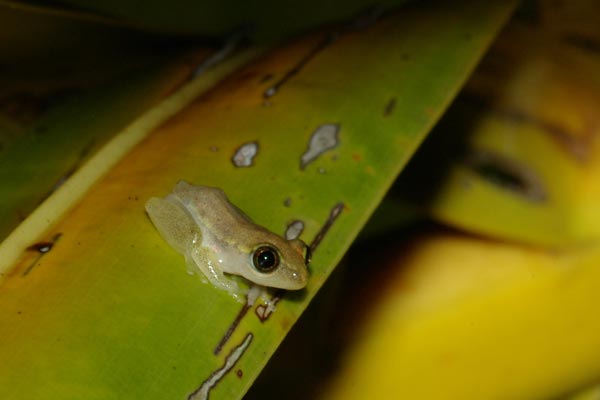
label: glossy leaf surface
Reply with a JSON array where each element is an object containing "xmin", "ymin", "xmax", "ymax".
[{"xmin": 0, "ymin": 2, "xmax": 515, "ymax": 399}]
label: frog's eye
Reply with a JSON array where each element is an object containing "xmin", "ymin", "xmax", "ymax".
[{"xmin": 252, "ymin": 245, "xmax": 280, "ymax": 273}]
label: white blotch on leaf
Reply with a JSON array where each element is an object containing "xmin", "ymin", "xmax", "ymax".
[
  {"xmin": 232, "ymin": 141, "xmax": 259, "ymax": 167},
  {"xmin": 285, "ymin": 220, "xmax": 305, "ymax": 240},
  {"xmin": 301, "ymin": 124, "xmax": 339, "ymax": 170}
]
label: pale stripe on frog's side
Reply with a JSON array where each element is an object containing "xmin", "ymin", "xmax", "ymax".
[{"xmin": 145, "ymin": 181, "xmax": 310, "ymax": 301}]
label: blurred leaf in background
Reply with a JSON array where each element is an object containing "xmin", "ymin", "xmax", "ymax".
[
  {"xmin": 395, "ymin": 0, "xmax": 600, "ymax": 247},
  {"xmin": 0, "ymin": 1, "xmax": 209, "ymax": 241},
  {"xmin": 16, "ymin": 0, "xmax": 408, "ymax": 39},
  {"xmin": 249, "ymin": 1, "xmax": 600, "ymax": 399}
]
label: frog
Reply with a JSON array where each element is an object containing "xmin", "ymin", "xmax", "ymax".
[{"xmin": 145, "ymin": 181, "xmax": 310, "ymax": 300}]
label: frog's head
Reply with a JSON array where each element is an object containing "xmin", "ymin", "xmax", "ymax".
[{"xmin": 242, "ymin": 238, "xmax": 310, "ymax": 290}]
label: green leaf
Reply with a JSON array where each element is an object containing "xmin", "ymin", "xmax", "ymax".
[
  {"xmin": 0, "ymin": 2, "xmax": 516, "ymax": 399},
  {"xmin": 0, "ymin": 2, "xmax": 212, "ymax": 241},
  {"xmin": 17, "ymin": 0, "xmax": 409, "ymax": 39},
  {"xmin": 396, "ymin": 0, "xmax": 600, "ymax": 246}
]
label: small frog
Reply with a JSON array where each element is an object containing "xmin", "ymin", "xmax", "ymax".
[{"xmin": 145, "ymin": 181, "xmax": 310, "ymax": 300}]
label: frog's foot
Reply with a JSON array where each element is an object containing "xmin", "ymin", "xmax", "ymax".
[
  {"xmin": 146, "ymin": 196, "xmax": 201, "ymax": 256},
  {"xmin": 260, "ymin": 287, "xmax": 273, "ymax": 304},
  {"xmin": 247, "ymin": 285, "xmax": 266, "ymax": 306},
  {"xmin": 206, "ymin": 270, "xmax": 243, "ymax": 298},
  {"xmin": 262, "ymin": 291, "xmax": 280, "ymax": 314},
  {"xmin": 191, "ymin": 258, "xmax": 248, "ymax": 300},
  {"xmin": 185, "ymin": 253, "xmax": 250, "ymax": 301},
  {"xmin": 246, "ymin": 285, "xmax": 279, "ymax": 312}
]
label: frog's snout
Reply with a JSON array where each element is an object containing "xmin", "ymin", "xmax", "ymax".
[
  {"xmin": 289, "ymin": 239, "xmax": 312, "ymax": 265},
  {"xmin": 284, "ymin": 263, "xmax": 309, "ymax": 290}
]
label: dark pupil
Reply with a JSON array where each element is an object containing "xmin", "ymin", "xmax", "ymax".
[{"xmin": 253, "ymin": 246, "xmax": 279, "ymax": 272}]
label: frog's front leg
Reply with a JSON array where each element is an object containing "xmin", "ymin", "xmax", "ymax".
[{"xmin": 188, "ymin": 250, "xmax": 244, "ymax": 300}]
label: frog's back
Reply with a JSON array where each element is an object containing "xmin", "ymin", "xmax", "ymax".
[{"xmin": 173, "ymin": 181, "xmax": 253, "ymax": 233}]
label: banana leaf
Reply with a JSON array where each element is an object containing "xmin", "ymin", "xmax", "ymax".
[
  {"xmin": 0, "ymin": 1, "xmax": 211, "ymax": 241},
  {"xmin": 396, "ymin": 0, "xmax": 600, "ymax": 246},
  {"xmin": 249, "ymin": 2, "xmax": 600, "ymax": 398},
  {"xmin": 0, "ymin": 1, "xmax": 516, "ymax": 399}
]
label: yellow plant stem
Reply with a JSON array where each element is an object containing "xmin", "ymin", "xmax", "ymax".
[
  {"xmin": 321, "ymin": 233, "xmax": 600, "ymax": 399},
  {"xmin": 0, "ymin": 48, "xmax": 259, "ymax": 275}
]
